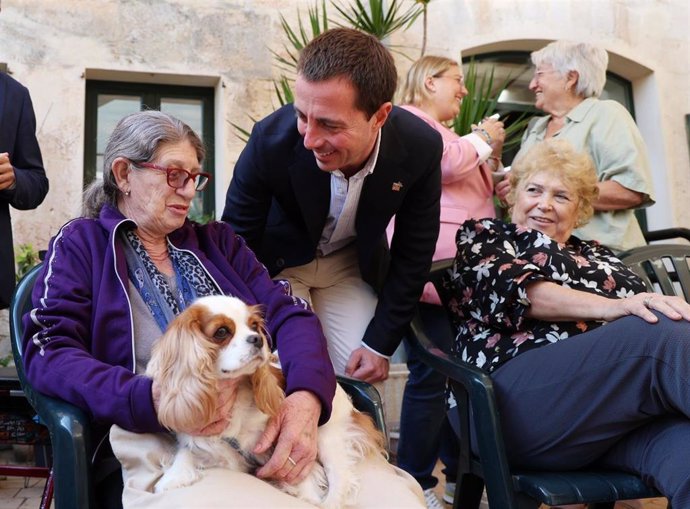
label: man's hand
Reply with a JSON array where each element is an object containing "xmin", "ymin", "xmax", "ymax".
[
  {"xmin": 344, "ymin": 347, "xmax": 389, "ymax": 383},
  {"xmin": 0, "ymin": 153, "xmax": 16, "ymax": 191},
  {"xmin": 254, "ymin": 390, "xmax": 321, "ymax": 484}
]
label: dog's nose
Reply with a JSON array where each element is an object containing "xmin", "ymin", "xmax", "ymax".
[{"xmin": 247, "ymin": 334, "xmax": 263, "ymax": 348}]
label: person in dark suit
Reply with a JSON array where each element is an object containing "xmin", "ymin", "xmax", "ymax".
[
  {"xmin": 223, "ymin": 28, "xmax": 442, "ymax": 383},
  {"xmin": 0, "ymin": 72, "xmax": 48, "ymax": 309}
]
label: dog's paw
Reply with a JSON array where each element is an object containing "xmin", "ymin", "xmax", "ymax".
[
  {"xmin": 287, "ymin": 463, "xmax": 329, "ymax": 507},
  {"xmin": 153, "ymin": 468, "xmax": 201, "ymax": 493}
]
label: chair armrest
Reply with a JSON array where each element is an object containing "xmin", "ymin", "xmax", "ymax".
[
  {"xmin": 407, "ymin": 310, "xmax": 517, "ymax": 507},
  {"xmin": 336, "ymin": 375, "xmax": 388, "ymax": 448},
  {"xmin": 643, "ymin": 227, "xmax": 690, "ymax": 243}
]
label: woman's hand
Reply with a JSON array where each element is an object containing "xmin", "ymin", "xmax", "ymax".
[
  {"xmin": 494, "ymin": 174, "xmax": 511, "ymax": 202},
  {"xmin": 253, "ymin": 390, "xmax": 321, "ymax": 484},
  {"xmin": 602, "ymin": 292, "xmax": 690, "ymax": 324},
  {"xmin": 473, "ymin": 118, "xmax": 506, "ymax": 152}
]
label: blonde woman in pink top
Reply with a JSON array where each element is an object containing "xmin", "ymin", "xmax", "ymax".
[
  {"xmin": 389, "ymin": 55, "xmax": 506, "ymax": 304},
  {"xmin": 392, "ymin": 55, "xmax": 506, "ymax": 509}
]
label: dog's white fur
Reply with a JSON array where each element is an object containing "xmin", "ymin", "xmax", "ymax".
[{"xmin": 146, "ymin": 295, "xmax": 387, "ymax": 508}]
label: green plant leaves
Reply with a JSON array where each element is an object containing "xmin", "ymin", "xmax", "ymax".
[
  {"xmin": 452, "ymin": 59, "xmax": 532, "ymax": 152},
  {"xmin": 330, "ymin": 0, "xmax": 423, "ymax": 40},
  {"xmin": 14, "ymin": 244, "xmax": 39, "ymax": 282}
]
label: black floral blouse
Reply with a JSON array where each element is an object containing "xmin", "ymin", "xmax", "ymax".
[{"xmin": 445, "ymin": 218, "xmax": 648, "ymax": 373}]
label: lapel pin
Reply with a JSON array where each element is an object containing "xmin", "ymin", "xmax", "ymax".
[{"xmin": 392, "ymin": 181, "xmax": 403, "ymax": 192}]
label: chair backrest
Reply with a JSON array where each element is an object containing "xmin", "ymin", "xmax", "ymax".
[
  {"xmin": 10, "ymin": 263, "xmax": 95, "ymax": 509},
  {"xmin": 10, "ymin": 263, "xmax": 45, "ymax": 405},
  {"xmin": 620, "ymin": 244, "xmax": 690, "ymax": 300}
]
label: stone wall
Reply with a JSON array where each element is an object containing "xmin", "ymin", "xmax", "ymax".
[{"xmin": 0, "ymin": 0, "xmax": 687, "ymax": 253}]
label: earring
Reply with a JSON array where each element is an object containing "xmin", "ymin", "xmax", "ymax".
[{"xmin": 124, "ymin": 189, "xmax": 131, "ymax": 197}]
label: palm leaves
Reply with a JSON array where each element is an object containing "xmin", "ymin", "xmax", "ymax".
[
  {"xmin": 330, "ymin": 0, "xmax": 423, "ymax": 40},
  {"xmin": 272, "ymin": 1, "xmax": 329, "ymax": 75},
  {"xmin": 453, "ymin": 60, "xmax": 531, "ymax": 152}
]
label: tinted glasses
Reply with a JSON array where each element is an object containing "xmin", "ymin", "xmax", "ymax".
[{"xmin": 134, "ymin": 162, "xmax": 211, "ymax": 191}]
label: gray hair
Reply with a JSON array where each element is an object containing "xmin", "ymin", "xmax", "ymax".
[
  {"xmin": 82, "ymin": 110, "xmax": 205, "ymax": 218},
  {"xmin": 531, "ymin": 40, "xmax": 608, "ymax": 98}
]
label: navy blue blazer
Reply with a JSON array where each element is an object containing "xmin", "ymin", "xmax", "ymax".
[
  {"xmin": 223, "ymin": 104, "xmax": 442, "ymax": 356},
  {"xmin": 0, "ymin": 73, "xmax": 48, "ymax": 308}
]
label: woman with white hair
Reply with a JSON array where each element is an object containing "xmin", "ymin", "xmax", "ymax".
[{"xmin": 496, "ymin": 40, "xmax": 655, "ymax": 253}]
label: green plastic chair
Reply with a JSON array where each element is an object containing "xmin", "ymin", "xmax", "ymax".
[
  {"xmin": 407, "ymin": 258, "xmax": 665, "ymax": 509},
  {"xmin": 10, "ymin": 262, "xmax": 388, "ymax": 509},
  {"xmin": 10, "ymin": 263, "xmax": 94, "ymax": 509},
  {"xmin": 620, "ymin": 244, "xmax": 690, "ymax": 300}
]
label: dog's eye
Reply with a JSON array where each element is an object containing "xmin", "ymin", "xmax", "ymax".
[
  {"xmin": 250, "ymin": 322, "xmax": 259, "ymax": 331},
  {"xmin": 213, "ymin": 326, "xmax": 233, "ymax": 341}
]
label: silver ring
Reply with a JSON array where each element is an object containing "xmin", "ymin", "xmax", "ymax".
[
  {"xmin": 644, "ymin": 296, "xmax": 654, "ymax": 308},
  {"xmin": 287, "ymin": 456, "xmax": 297, "ymax": 467}
]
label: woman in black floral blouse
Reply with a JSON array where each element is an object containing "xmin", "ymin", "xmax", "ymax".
[{"xmin": 446, "ymin": 139, "xmax": 690, "ymax": 508}]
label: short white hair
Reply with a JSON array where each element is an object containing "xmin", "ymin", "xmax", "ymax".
[{"xmin": 531, "ymin": 40, "xmax": 608, "ymax": 98}]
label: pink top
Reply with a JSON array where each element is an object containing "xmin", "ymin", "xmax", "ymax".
[{"xmin": 388, "ymin": 105, "xmax": 497, "ymax": 304}]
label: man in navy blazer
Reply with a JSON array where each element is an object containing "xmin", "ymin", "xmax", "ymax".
[
  {"xmin": 223, "ymin": 28, "xmax": 442, "ymax": 383},
  {"xmin": 0, "ymin": 72, "xmax": 48, "ymax": 309}
]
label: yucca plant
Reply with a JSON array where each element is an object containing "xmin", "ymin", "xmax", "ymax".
[
  {"xmin": 414, "ymin": 0, "xmax": 431, "ymax": 56},
  {"xmin": 272, "ymin": 1, "xmax": 330, "ymax": 75},
  {"xmin": 331, "ymin": 0, "xmax": 424, "ymax": 40},
  {"xmin": 453, "ymin": 59, "xmax": 531, "ymax": 153}
]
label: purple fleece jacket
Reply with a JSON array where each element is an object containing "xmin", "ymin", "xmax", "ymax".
[{"xmin": 22, "ymin": 205, "xmax": 335, "ymax": 435}]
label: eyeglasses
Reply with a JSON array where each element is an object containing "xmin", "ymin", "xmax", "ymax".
[
  {"xmin": 133, "ymin": 162, "xmax": 211, "ymax": 191},
  {"xmin": 433, "ymin": 74, "xmax": 465, "ymax": 86}
]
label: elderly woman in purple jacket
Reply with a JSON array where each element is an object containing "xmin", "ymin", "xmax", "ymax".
[{"xmin": 22, "ymin": 111, "xmax": 424, "ymax": 508}]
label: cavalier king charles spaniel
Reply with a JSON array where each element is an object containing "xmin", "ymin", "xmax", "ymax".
[{"xmin": 146, "ymin": 295, "xmax": 387, "ymax": 508}]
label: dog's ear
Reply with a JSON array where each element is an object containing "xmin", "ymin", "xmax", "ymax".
[
  {"xmin": 147, "ymin": 306, "xmax": 219, "ymax": 431},
  {"xmin": 251, "ymin": 364, "xmax": 285, "ymax": 417}
]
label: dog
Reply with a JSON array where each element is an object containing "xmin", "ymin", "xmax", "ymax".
[{"xmin": 145, "ymin": 294, "xmax": 387, "ymax": 508}]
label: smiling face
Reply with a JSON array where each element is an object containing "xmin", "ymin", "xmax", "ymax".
[
  {"xmin": 528, "ymin": 64, "xmax": 570, "ymax": 114},
  {"xmin": 116, "ymin": 140, "xmax": 200, "ymax": 239},
  {"xmin": 511, "ymin": 170, "xmax": 580, "ymax": 243},
  {"xmin": 427, "ymin": 64, "xmax": 468, "ymax": 122},
  {"xmin": 294, "ymin": 75, "xmax": 391, "ymax": 177}
]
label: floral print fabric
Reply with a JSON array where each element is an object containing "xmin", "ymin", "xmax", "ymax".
[{"xmin": 445, "ymin": 218, "xmax": 647, "ymax": 372}]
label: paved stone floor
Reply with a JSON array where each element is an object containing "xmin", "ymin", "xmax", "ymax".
[{"xmin": 0, "ymin": 458, "xmax": 671, "ymax": 508}]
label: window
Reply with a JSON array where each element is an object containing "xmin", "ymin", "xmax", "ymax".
[{"xmin": 84, "ymin": 81, "xmax": 215, "ymax": 220}]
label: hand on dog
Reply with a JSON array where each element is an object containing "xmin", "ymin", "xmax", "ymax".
[
  {"xmin": 151, "ymin": 378, "xmax": 240, "ymax": 435},
  {"xmin": 253, "ymin": 390, "xmax": 320, "ymax": 484},
  {"xmin": 345, "ymin": 347, "xmax": 389, "ymax": 383}
]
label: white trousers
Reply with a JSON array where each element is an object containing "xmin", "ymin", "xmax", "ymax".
[
  {"xmin": 112, "ymin": 425, "xmax": 424, "ymax": 508},
  {"xmin": 276, "ymin": 244, "xmax": 378, "ymax": 376}
]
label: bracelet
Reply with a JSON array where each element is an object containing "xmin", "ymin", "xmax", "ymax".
[{"xmin": 473, "ymin": 127, "xmax": 492, "ymax": 145}]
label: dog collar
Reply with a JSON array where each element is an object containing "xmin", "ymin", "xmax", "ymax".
[{"xmin": 222, "ymin": 436, "xmax": 267, "ymax": 472}]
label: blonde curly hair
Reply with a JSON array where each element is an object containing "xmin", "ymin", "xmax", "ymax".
[{"xmin": 507, "ymin": 139, "xmax": 599, "ymax": 228}]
